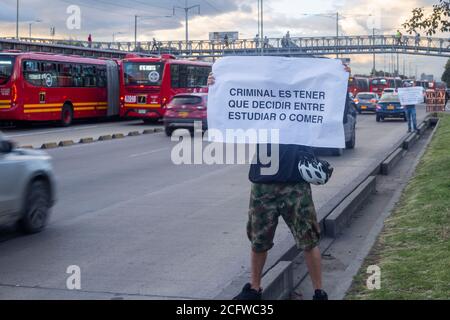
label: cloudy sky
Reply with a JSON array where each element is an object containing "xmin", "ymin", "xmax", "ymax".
[{"xmin": 0, "ymin": 0, "xmax": 448, "ymax": 78}]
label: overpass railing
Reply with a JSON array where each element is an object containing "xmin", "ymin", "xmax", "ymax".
[{"xmin": 2, "ymin": 35, "xmax": 450, "ymax": 58}]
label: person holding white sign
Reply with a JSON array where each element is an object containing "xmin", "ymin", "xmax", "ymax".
[
  {"xmin": 207, "ymin": 58, "xmax": 350, "ymax": 301},
  {"xmin": 398, "ymin": 84, "xmax": 422, "ymax": 133}
]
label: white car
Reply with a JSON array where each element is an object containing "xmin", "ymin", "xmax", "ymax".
[
  {"xmin": 0, "ymin": 134, "xmax": 56, "ymax": 233},
  {"xmin": 382, "ymin": 88, "xmax": 397, "ymax": 94}
]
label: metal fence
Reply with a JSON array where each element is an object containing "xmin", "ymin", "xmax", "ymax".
[{"xmin": 2, "ymin": 35, "xmax": 450, "ymax": 58}]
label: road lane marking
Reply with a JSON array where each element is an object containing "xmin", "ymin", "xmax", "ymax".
[{"xmin": 129, "ymin": 147, "xmax": 171, "ymax": 158}]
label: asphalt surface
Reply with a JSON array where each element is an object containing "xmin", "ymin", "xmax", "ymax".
[{"xmin": 0, "ymin": 106, "xmax": 428, "ymax": 299}]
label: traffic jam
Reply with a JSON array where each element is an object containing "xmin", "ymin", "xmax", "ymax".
[{"xmin": 0, "ymin": 51, "xmax": 444, "ymax": 136}]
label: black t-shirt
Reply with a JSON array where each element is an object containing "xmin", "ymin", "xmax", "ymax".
[{"xmin": 249, "ymin": 144, "xmax": 315, "ymax": 184}]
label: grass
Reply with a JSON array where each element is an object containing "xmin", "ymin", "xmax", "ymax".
[{"xmin": 346, "ymin": 114, "xmax": 450, "ymax": 300}]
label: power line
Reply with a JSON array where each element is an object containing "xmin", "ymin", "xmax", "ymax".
[{"xmin": 202, "ymin": 0, "xmax": 222, "ymax": 13}]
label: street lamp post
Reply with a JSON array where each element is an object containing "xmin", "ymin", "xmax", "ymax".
[
  {"xmin": 16, "ymin": 0, "xmax": 19, "ymax": 39},
  {"xmin": 29, "ymin": 19, "xmax": 42, "ymax": 38},
  {"xmin": 173, "ymin": 0, "xmax": 200, "ymax": 44}
]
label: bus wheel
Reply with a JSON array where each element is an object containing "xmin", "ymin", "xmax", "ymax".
[{"xmin": 61, "ymin": 104, "xmax": 73, "ymax": 127}]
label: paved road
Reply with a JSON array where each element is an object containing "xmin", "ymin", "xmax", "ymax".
[
  {"xmin": 0, "ymin": 107, "xmax": 427, "ymax": 299},
  {"xmin": 2, "ymin": 119, "xmax": 161, "ymax": 148}
]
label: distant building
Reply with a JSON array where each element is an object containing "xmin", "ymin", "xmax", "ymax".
[{"xmin": 209, "ymin": 32, "xmax": 239, "ymax": 42}]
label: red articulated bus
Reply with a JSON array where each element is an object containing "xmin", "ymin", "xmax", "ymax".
[
  {"xmin": 369, "ymin": 77, "xmax": 402, "ymax": 95},
  {"xmin": 0, "ymin": 52, "xmax": 119, "ymax": 126},
  {"xmin": 119, "ymin": 54, "xmax": 212, "ymax": 123},
  {"xmin": 348, "ymin": 76, "xmax": 370, "ymax": 96}
]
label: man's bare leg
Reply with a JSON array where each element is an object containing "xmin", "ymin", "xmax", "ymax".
[
  {"xmin": 304, "ymin": 246, "xmax": 323, "ymax": 290},
  {"xmin": 251, "ymin": 250, "xmax": 268, "ymax": 291}
]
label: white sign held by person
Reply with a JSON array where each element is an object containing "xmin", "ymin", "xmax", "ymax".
[
  {"xmin": 207, "ymin": 57, "xmax": 349, "ymax": 148},
  {"xmin": 397, "ymin": 87, "xmax": 425, "ymax": 105}
]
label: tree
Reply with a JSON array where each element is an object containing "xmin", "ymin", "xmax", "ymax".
[
  {"xmin": 441, "ymin": 58, "xmax": 450, "ymax": 86},
  {"xmin": 403, "ymin": 0, "xmax": 450, "ymax": 35}
]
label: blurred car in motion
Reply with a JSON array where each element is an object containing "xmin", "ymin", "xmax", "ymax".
[
  {"xmin": 0, "ymin": 134, "xmax": 56, "ymax": 233},
  {"xmin": 317, "ymin": 93, "xmax": 357, "ymax": 156},
  {"xmin": 354, "ymin": 92, "xmax": 379, "ymax": 113},
  {"xmin": 163, "ymin": 93, "xmax": 208, "ymax": 136},
  {"xmin": 376, "ymin": 94, "xmax": 406, "ymax": 122}
]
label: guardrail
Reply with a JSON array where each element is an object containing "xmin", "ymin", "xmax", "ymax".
[{"xmin": 2, "ymin": 35, "xmax": 450, "ymax": 58}]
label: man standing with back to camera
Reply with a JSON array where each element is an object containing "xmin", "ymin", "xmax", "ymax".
[{"xmin": 208, "ymin": 63, "xmax": 350, "ymax": 301}]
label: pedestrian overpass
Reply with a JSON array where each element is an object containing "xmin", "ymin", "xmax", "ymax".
[{"xmin": 1, "ymin": 35, "xmax": 450, "ymax": 59}]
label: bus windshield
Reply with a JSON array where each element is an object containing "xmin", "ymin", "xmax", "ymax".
[
  {"xmin": 0, "ymin": 56, "xmax": 15, "ymax": 85},
  {"xmin": 124, "ymin": 62, "xmax": 164, "ymax": 86},
  {"xmin": 372, "ymin": 78, "xmax": 387, "ymax": 85}
]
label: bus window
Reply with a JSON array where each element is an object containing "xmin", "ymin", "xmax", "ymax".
[
  {"xmin": 58, "ymin": 63, "xmax": 73, "ymax": 87},
  {"xmin": 42, "ymin": 62, "xmax": 58, "ymax": 88},
  {"xmin": 82, "ymin": 65, "xmax": 97, "ymax": 87},
  {"xmin": 171, "ymin": 64, "xmax": 211, "ymax": 88},
  {"xmin": 96, "ymin": 66, "xmax": 107, "ymax": 88},
  {"xmin": 124, "ymin": 62, "xmax": 164, "ymax": 86},
  {"xmin": 0, "ymin": 56, "xmax": 15, "ymax": 85},
  {"xmin": 187, "ymin": 66, "xmax": 210, "ymax": 88},
  {"xmin": 23, "ymin": 60, "xmax": 43, "ymax": 86}
]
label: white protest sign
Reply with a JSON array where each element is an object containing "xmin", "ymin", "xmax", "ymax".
[
  {"xmin": 397, "ymin": 87, "xmax": 425, "ymax": 105},
  {"xmin": 207, "ymin": 56, "xmax": 349, "ymax": 148}
]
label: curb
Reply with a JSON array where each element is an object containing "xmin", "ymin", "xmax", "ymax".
[
  {"xmin": 79, "ymin": 137, "xmax": 94, "ymax": 144},
  {"xmin": 324, "ymin": 176, "xmax": 377, "ymax": 238},
  {"xmin": 41, "ymin": 142, "xmax": 58, "ymax": 149},
  {"xmin": 403, "ymin": 132, "xmax": 419, "ymax": 150},
  {"xmin": 261, "ymin": 261, "xmax": 293, "ymax": 300},
  {"xmin": 381, "ymin": 148, "xmax": 405, "ymax": 175},
  {"xmin": 58, "ymin": 140, "xmax": 75, "ymax": 147},
  {"xmin": 18, "ymin": 127, "xmax": 163, "ymax": 150},
  {"xmin": 112, "ymin": 133, "xmax": 125, "ymax": 139},
  {"xmin": 99, "ymin": 135, "xmax": 113, "ymax": 141}
]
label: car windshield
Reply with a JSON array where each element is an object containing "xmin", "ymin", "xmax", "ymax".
[
  {"xmin": 0, "ymin": 56, "xmax": 15, "ymax": 85},
  {"xmin": 380, "ymin": 94, "xmax": 400, "ymax": 102},
  {"xmin": 357, "ymin": 94, "xmax": 375, "ymax": 100},
  {"xmin": 124, "ymin": 62, "xmax": 164, "ymax": 86},
  {"xmin": 171, "ymin": 96, "xmax": 203, "ymax": 106}
]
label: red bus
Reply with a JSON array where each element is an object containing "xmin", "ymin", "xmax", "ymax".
[
  {"xmin": 0, "ymin": 52, "xmax": 119, "ymax": 126},
  {"xmin": 370, "ymin": 77, "xmax": 402, "ymax": 94},
  {"xmin": 415, "ymin": 80, "xmax": 436, "ymax": 91},
  {"xmin": 348, "ymin": 76, "xmax": 370, "ymax": 96},
  {"xmin": 119, "ymin": 54, "xmax": 212, "ymax": 123}
]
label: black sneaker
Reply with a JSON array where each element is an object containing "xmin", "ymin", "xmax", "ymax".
[
  {"xmin": 313, "ymin": 289, "xmax": 328, "ymax": 301},
  {"xmin": 233, "ymin": 283, "xmax": 262, "ymax": 300}
]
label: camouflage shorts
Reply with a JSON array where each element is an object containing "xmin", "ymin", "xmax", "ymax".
[{"xmin": 247, "ymin": 182, "xmax": 321, "ymax": 253}]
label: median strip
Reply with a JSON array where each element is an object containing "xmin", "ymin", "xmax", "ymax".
[
  {"xmin": 58, "ymin": 140, "xmax": 75, "ymax": 147},
  {"xmin": 253, "ymin": 116, "xmax": 436, "ymax": 300},
  {"xmin": 41, "ymin": 142, "xmax": 58, "ymax": 149},
  {"xmin": 79, "ymin": 137, "xmax": 94, "ymax": 144},
  {"xmin": 98, "ymin": 135, "xmax": 113, "ymax": 141}
]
